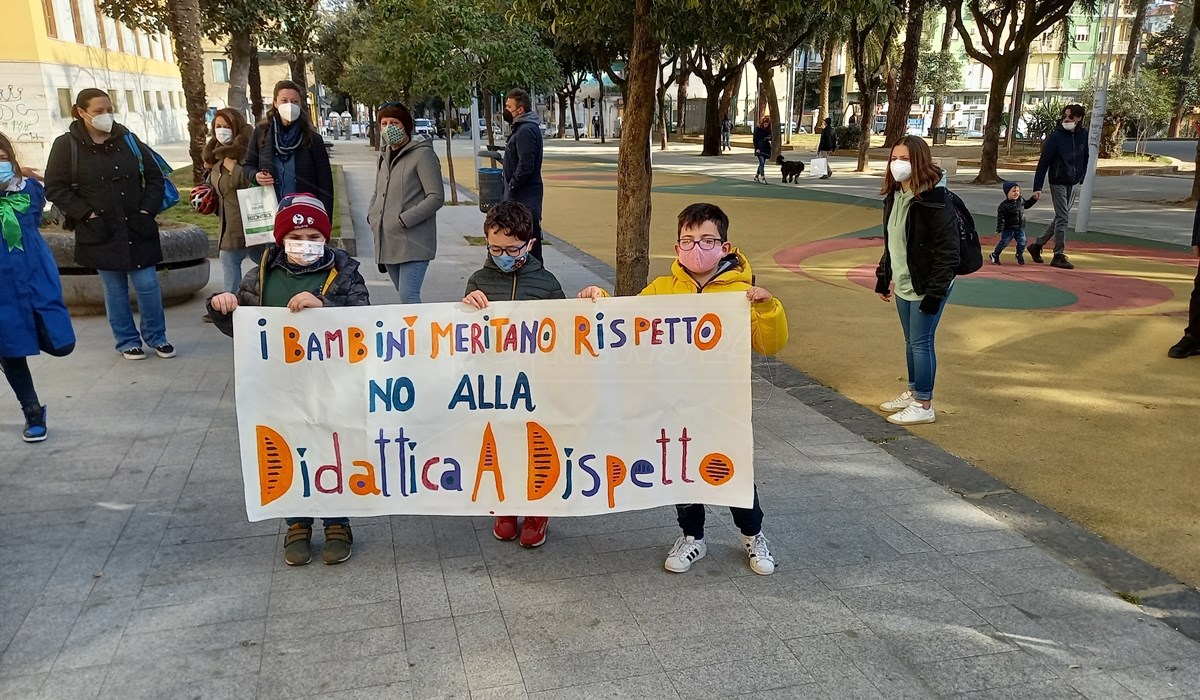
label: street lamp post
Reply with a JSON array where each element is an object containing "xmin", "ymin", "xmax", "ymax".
[{"xmin": 1075, "ymin": 0, "xmax": 1123, "ymax": 234}]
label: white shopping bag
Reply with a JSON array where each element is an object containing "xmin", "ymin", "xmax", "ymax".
[
  {"xmin": 238, "ymin": 186, "xmax": 279, "ymax": 247},
  {"xmin": 810, "ymin": 158, "xmax": 829, "ymax": 178}
]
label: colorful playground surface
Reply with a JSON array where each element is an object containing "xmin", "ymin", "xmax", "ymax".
[{"xmin": 521, "ymin": 156, "xmax": 1200, "ymax": 588}]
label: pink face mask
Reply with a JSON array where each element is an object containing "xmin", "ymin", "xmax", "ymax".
[{"xmin": 677, "ymin": 244, "xmax": 726, "ymax": 275}]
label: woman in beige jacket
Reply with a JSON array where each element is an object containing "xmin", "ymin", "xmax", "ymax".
[
  {"xmin": 203, "ymin": 108, "xmax": 262, "ymax": 294},
  {"xmin": 367, "ymin": 103, "xmax": 444, "ymax": 304}
]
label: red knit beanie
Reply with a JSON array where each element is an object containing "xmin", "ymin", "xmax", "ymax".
[{"xmin": 274, "ymin": 193, "xmax": 331, "ymax": 245}]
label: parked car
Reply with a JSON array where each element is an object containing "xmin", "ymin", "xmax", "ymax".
[
  {"xmin": 540, "ymin": 122, "xmax": 557, "ymax": 138},
  {"xmin": 413, "ymin": 118, "xmax": 436, "ymax": 138}
]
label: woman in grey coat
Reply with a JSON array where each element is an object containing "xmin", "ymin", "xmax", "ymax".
[{"xmin": 367, "ymin": 103, "xmax": 444, "ymax": 303}]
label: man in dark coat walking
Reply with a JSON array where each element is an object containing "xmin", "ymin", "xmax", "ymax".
[
  {"xmin": 1168, "ymin": 200, "xmax": 1200, "ymax": 359},
  {"xmin": 502, "ymin": 88, "xmax": 545, "ymax": 261},
  {"xmin": 1029, "ymin": 104, "xmax": 1089, "ymax": 270},
  {"xmin": 817, "ymin": 117, "xmax": 837, "ymax": 179}
]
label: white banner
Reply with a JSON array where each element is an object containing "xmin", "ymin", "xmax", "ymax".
[{"xmin": 233, "ymin": 295, "xmax": 754, "ymax": 521}]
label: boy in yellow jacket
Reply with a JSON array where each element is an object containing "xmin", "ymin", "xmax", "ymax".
[{"xmin": 579, "ymin": 202, "xmax": 789, "ymax": 575}]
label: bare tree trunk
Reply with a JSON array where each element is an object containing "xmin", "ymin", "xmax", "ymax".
[
  {"xmin": 615, "ymin": 0, "xmax": 659, "ymax": 295},
  {"xmin": 227, "ymin": 28, "xmax": 252, "ymax": 114},
  {"xmin": 976, "ymin": 58, "xmax": 1021, "ymax": 184},
  {"xmin": 569, "ymin": 93, "xmax": 580, "ymax": 140},
  {"xmin": 719, "ymin": 71, "xmax": 741, "ymax": 126},
  {"xmin": 483, "ymin": 89, "xmax": 496, "ymax": 148},
  {"xmin": 445, "ymin": 96, "xmax": 458, "ymax": 205},
  {"xmin": 701, "ymin": 81, "xmax": 723, "ymax": 156},
  {"xmin": 929, "ymin": 9, "xmax": 954, "ymax": 137},
  {"xmin": 884, "ymin": 2, "xmax": 925, "ymax": 148},
  {"xmin": 166, "ymin": 0, "xmax": 208, "ymax": 183},
  {"xmin": 817, "ymin": 37, "xmax": 834, "ymax": 131},
  {"xmin": 1005, "ymin": 57, "xmax": 1028, "ymax": 150},
  {"xmin": 657, "ymin": 70, "xmax": 669, "ymax": 150},
  {"xmin": 1123, "ymin": 0, "xmax": 1150, "ymax": 76},
  {"xmin": 558, "ymin": 93, "xmax": 568, "ymax": 139},
  {"xmin": 675, "ymin": 58, "xmax": 690, "ymax": 134},
  {"xmin": 1169, "ymin": 23, "xmax": 1198, "ymax": 137},
  {"xmin": 755, "ymin": 56, "xmax": 783, "ymax": 159},
  {"xmin": 249, "ymin": 46, "xmax": 264, "ymax": 121}
]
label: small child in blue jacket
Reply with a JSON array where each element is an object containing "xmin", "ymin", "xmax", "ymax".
[{"xmin": 990, "ymin": 181, "xmax": 1038, "ymax": 265}]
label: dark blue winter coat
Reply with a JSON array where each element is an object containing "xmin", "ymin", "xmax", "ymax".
[
  {"xmin": 502, "ymin": 114, "xmax": 544, "ymax": 220},
  {"xmin": 753, "ymin": 125, "xmax": 772, "ymax": 157},
  {"xmin": 0, "ymin": 178, "xmax": 75, "ymax": 357},
  {"xmin": 1033, "ymin": 124, "xmax": 1089, "ymax": 191}
]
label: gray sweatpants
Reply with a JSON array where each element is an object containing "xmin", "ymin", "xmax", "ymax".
[{"xmin": 1035, "ymin": 183, "xmax": 1077, "ymax": 256}]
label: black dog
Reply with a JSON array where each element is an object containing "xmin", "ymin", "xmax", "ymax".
[{"xmin": 776, "ymin": 155, "xmax": 805, "ymax": 183}]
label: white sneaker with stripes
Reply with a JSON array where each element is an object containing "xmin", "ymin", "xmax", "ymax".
[{"xmin": 663, "ymin": 536, "xmax": 707, "ymax": 573}]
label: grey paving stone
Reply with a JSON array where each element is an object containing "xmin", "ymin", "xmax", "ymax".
[
  {"xmin": 520, "ymin": 644, "xmax": 662, "ymax": 693},
  {"xmin": 0, "ymin": 603, "xmax": 82, "ymax": 677},
  {"xmin": 525, "ymin": 672, "xmax": 679, "ymax": 700},
  {"xmin": 122, "ymin": 593, "xmax": 268, "ymax": 635},
  {"xmin": 391, "ymin": 516, "xmax": 441, "ymax": 564},
  {"xmin": 52, "ymin": 595, "xmax": 137, "ymax": 670},
  {"xmin": 811, "ymin": 552, "xmax": 962, "ymax": 590},
  {"xmin": 503, "ymin": 594, "xmax": 645, "ymax": 662},
  {"xmin": 38, "ymin": 665, "xmax": 106, "ymax": 700},
  {"xmin": 830, "ymin": 628, "xmax": 940, "ymax": 699},
  {"xmin": 0, "ymin": 673, "xmax": 45, "ymax": 699},
  {"xmin": 443, "ymin": 555, "xmax": 500, "ymax": 617},
  {"xmin": 955, "ymin": 679, "xmax": 1087, "ymax": 699},
  {"xmin": 454, "ymin": 612, "xmax": 522, "ymax": 691},
  {"xmin": 469, "ymin": 684, "xmax": 528, "ymax": 700},
  {"xmin": 404, "ymin": 618, "xmax": 471, "ymax": 700},
  {"xmin": 433, "ymin": 516, "xmax": 483, "ymax": 559},
  {"xmin": 100, "ymin": 646, "xmax": 261, "ymax": 699},
  {"xmin": 1105, "ymin": 656, "xmax": 1200, "ymax": 699},
  {"xmin": 293, "ymin": 684, "xmax": 414, "ymax": 700},
  {"xmin": 923, "ymin": 530, "xmax": 1037, "ymax": 556},
  {"xmin": 665, "ymin": 651, "xmax": 814, "ymax": 699},
  {"xmin": 952, "ymin": 546, "xmax": 1066, "ymax": 574},
  {"xmin": 494, "ymin": 575, "xmax": 622, "ymax": 613},
  {"xmin": 1066, "ymin": 673, "xmax": 1144, "ymax": 700},
  {"xmin": 133, "ymin": 572, "xmax": 271, "ymax": 610},
  {"xmin": 113, "ymin": 618, "xmax": 265, "ymax": 663},
  {"xmin": 649, "ymin": 627, "xmax": 788, "ymax": 670},
  {"xmin": 395, "ymin": 557, "xmax": 452, "ymax": 623},
  {"xmin": 834, "ymin": 580, "xmax": 961, "ymax": 614},
  {"xmin": 785, "ymin": 634, "xmax": 886, "ymax": 699},
  {"xmin": 258, "ymin": 643, "xmax": 407, "ymax": 700},
  {"xmin": 913, "ymin": 650, "xmax": 1061, "ymax": 696},
  {"xmin": 265, "ymin": 601, "xmax": 403, "ymax": 641},
  {"xmin": 143, "ymin": 552, "xmax": 272, "ymax": 587},
  {"xmin": 586, "ymin": 526, "xmax": 683, "ymax": 554},
  {"xmin": 631, "ymin": 580, "xmax": 769, "ymax": 642}
]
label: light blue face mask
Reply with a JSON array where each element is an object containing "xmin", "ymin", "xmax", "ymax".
[
  {"xmin": 491, "ymin": 252, "xmax": 527, "ymax": 273},
  {"xmin": 0, "ymin": 162, "xmax": 14, "ymax": 183}
]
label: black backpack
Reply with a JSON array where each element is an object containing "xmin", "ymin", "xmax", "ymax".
[{"xmin": 945, "ymin": 189, "xmax": 982, "ymax": 275}]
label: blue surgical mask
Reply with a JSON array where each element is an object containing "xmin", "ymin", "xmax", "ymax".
[
  {"xmin": 491, "ymin": 253, "xmax": 527, "ymax": 273},
  {"xmin": 0, "ymin": 162, "xmax": 14, "ymax": 182}
]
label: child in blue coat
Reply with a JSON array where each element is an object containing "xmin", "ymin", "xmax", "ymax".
[{"xmin": 0, "ymin": 132, "xmax": 75, "ymax": 442}]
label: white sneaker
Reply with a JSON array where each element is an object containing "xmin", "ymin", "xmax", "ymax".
[
  {"xmin": 664, "ymin": 536, "xmax": 707, "ymax": 573},
  {"xmin": 887, "ymin": 404, "xmax": 936, "ymax": 425},
  {"xmin": 879, "ymin": 390, "xmax": 917, "ymax": 412},
  {"xmin": 741, "ymin": 532, "xmax": 775, "ymax": 575}
]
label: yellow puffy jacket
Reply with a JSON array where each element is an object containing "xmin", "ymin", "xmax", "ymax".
[{"xmin": 636, "ymin": 248, "xmax": 789, "ymax": 356}]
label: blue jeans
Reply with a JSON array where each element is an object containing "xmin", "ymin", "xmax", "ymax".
[
  {"xmin": 97, "ymin": 267, "xmax": 168, "ymax": 351},
  {"xmin": 992, "ymin": 228, "xmax": 1027, "ymax": 258},
  {"xmin": 219, "ymin": 245, "xmax": 268, "ymax": 293},
  {"xmin": 385, "ymin": 260, "xmax": 430, "ymax": 304},
  {"xmin": 756, "ymin": 154, "xmax": 767, "ymax": 177},
  {"xmin": 286, "ymin": 517, "xmax": 350, "ymax": 528},
  {"xmin": 895, "ymin": 288, "xmax": 952, "ymax": 402}
]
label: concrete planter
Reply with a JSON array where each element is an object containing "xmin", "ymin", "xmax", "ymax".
[{"xmin": 41, "ymin": 222, "xmax": 211, "ymax": 316}]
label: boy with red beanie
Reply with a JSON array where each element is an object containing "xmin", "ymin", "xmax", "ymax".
[{"xmin": 207, "ymin": 193, "xmax": 370, "ymax": 566}]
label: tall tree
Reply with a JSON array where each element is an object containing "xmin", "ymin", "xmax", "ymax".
[
  {"xmin": 816, "ymin": 36, "xmax": 838, "ymax": 129},
  {"xmin": 100, "ymin": 0, "xmax": 209, "ymax": 182},
  {"xmin": 749, "ymin": 5, "xmax": 828, "ymax": 158},
  {"xmin": 1122, "ymin": 0, "xmax": 1150, "ymax": 76},
  {"xmin": 616, "ymin": 0, "xmax": 660, "ymax": 295},
  {"xmin": 200, "ymin": 0, "xmax": 287, "ymax": 114},
  {"xmin": 249, "ymin": 44, "xmax": 264, "ymax": 120},
  {"xmin": 270, "ymin": 0, "xmax": 320, "ymax": 87},
  {"xmin": 847, "ymin": 8, "xmax": 901, "ymax": 170},
  {"xmin": 954, "ymin": 0, "xmax": 1100, "ymax": 184},
  {"xmin": 928, "ymin": 5, "xmax": 956, "ymax": 137},
  {"xmin": 883, "ymin": 0, "xmax": 928, "ymax": 147}
]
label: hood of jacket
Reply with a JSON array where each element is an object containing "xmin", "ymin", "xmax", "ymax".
[
  {"xmin": 392, "ymin": 133, "xmax": 436, "ymax": 158},
  {"xmin": 660, "ymin": 247, "xmax": 754, "ymax": 292},
  {"xmin": 203, "ymin": 128, "xmax": 251, "ymax": 165},
  {"xmin": 513, "ymin": 112, "xmax": 541, "ymax": 127},
  {"xmin": 68, "ymin": 119, "xmax": 133, "ymax": 144}
]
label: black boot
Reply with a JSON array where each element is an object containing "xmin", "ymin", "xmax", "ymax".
[
  {"xmin": 1027, "ymin": 242, "xmax": 1044, "ymax": 264},
  {"xmin": 22, "ymin": 405, "xmax": 47, "ymax": 443},
  {"xmin": 1168, "ymin": 336, "xmax": 1200, "ymax": 359},
  {"xmin": 1050, "ymin": 254, "xmax": 1074, "ymax": 270}
]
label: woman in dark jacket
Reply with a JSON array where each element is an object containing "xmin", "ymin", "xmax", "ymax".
[
  {"xmin": 243, "ymin": 80, "xmax": 334, "ymax": 215},
  {"xmin": 203, "ymin": 107, "xmax": 260, "ymax": 294},
  {"xmin": 752, "ymin": 115, "xmax": 772, "ymax": 183},
  {"xmin": 874, "ymin": 135, "xmax": 959, "ymax": 426},
  {"xmin": 0, "ymin": 132, "xmax": 75, "ymax": 441},
  {"xmin": 44, "ymin": 88, "xmax": 173, "ymax": 360}
]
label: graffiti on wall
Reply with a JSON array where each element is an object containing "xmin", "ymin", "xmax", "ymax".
[{"xmin": 0, "ymin": 85, "xmax": 45, "ymax": 143}]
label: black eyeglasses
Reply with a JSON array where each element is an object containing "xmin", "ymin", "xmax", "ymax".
[
  {"xmin": 677, "ymin": 238, "xmax": 723, "ymax": 251},
  {"xmin": 487, "ymin": 242, "xmax": 529, "ymax": 256}
]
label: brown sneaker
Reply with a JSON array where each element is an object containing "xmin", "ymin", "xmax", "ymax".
[
  {"xmin": 283, "ymin": 523, "xmax": 312, "ymax": 566},
  {"xmin": 322, "ymin": 523, "xmax": 353, "ymax": 565}
]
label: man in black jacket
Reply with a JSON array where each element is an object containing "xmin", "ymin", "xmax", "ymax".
[
  {"xmin": 817, "ymin": 118, "xmax": 836, "ymax": 179},
  {"xmin": 1168, "ymin": 200, "xmax": 1200, "ymax": 359},
  {"xmin": 1029, "ymin": 104, "xmax": 1089, "ymax": 270},
  {"xmin": 502, "ymin": 88, "xmax": 545, "ymax": 261}
]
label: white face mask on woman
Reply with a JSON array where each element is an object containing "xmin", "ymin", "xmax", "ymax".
[
  {"xmin": 278, "ymin": 103, "xmax": 302, "ymax": 123},
  {"xmin": 1062, "ymin": 120, "xmax": 1077, "ymax": 131},
  {"xmin": 214, "ymin": 127, "xmax": 234, "ymax": 144},
  {"xmin": 88, "ymin": 113, "xmax": 115, "ymax": 133},
  {"xmin": 889, "ymin": 160, "xmax": 913, "ymax": 183}
]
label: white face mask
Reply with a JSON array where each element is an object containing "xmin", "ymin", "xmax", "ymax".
[
  {"xmin": 215, "ymin": 127, "xmax": 234, "ymax": 144},
  {"xmin": 889, "ymin": 160, "xmax": 913, "ymax": 183},
  {"xmin": 284, "ymin": 239, "xmax": 324, "ymax": 265},
  {"xmin": 89, "ymin": 113, "xmax": 114, "ymax": 133},
  {"xmin": 1062, "ymin": 120, "xmax": 1077, "ymax": 131},
  {"xmin": 278, "ymin": 103, "xmax": 302, "ymax": 123}
]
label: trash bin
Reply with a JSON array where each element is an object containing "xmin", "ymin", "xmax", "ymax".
[
  {"xmin": 933, "ymin": 127, "xmax": 948, "ymax": 146},
  {"xmin": 478, "ymin": 168, "xmax": 504, "ymax": 213}
]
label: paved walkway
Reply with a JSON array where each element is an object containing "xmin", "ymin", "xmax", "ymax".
[{"xmin": 2, "ymin": 142, "xmax": 1199, "ymax": 699}]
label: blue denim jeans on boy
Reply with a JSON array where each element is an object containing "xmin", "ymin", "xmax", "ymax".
[
  {"xmin": 219, "ymin": 245, "xmax": 268, "ymax": 293},
  {"xmin": 895, "ymin": 288, "xmax": 952, "ymax": 402},
  {"xmin": 97, "ymin": 267, "xmax": 168, "ymax": 351},
  {"xmin": 385, "ymin": 260, "xmax": 430, "ymax": 304},
  {"xmin": 992, "ymin": 228, "xmax": 1027, "ymax": 259}
]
